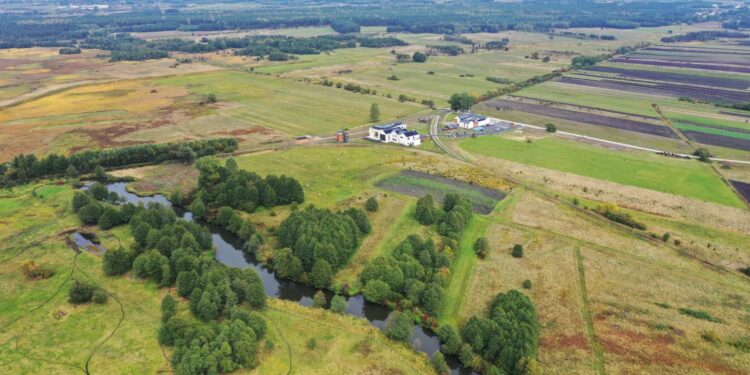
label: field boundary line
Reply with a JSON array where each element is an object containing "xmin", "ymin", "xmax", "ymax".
[{"xmin": 574, "ymin": 246, "xmax": 606, "ymax": 375}]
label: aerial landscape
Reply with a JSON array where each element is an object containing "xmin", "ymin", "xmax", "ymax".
[{"xmin": 2, "ymin": 0, "xmax": 750, "ymax": 374}]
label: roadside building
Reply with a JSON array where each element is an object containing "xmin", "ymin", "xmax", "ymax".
[
  {"xmin": 456, "ymin": 112, "xmax": 490, "ymax": 129},
  {"xmin": 368, "ymin": 122, "xmax": 421, "ymax": 146}
]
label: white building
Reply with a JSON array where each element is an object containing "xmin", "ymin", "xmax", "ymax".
[
  {"xmin": 368, "ymin": 122, "xmax": 422, "ymax": 146},
  {"xmin": 456, "ymin": 112, "xmax": 490, "ymax": 129}
]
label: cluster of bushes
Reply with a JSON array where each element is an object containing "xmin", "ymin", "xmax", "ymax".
[
  {"xmin": 0, "ymin": 138, "xmax": 237, "ymax": 187},
  {"xmin": 21, "ymin": 260, "xmax": 55, "ymax": 280},
  {"xmin": 458, "ymin": 290, "xmax": 541, "ymax": 373},
  {"xmin": 442, "ymin": 35, "xmax": 473, "ymax": 45},
  {"xmin": 486, "ymin": 76, "xmax": 513, "ymax": 84},
  {"xmin": 428, "ymin": 45, "xmax": 464, "ymax": 56},
  {"xmin": 330, "ymin": 20, "xmax": 360, "ymax": 34},
  {"xmin": 484, "ymin": 38, "xmax": 509, "ymax": 50},
  {"xmin": 359, "ymin": 37, "xmax": 408, "ymax": 48},
  {"xmin": 448, "ymin": 92, "xmax": 477, "ymax": 111},
  {"xmin": 275, "ymin": 206, "xmax": 370, "ymax": 288},
  {"xmin": 594, "ymin": 203, "xmax": 647, "ymax": 230},
  {"xmin": 557, "ymin": 31, "xmax": 616, "ymax": 40},
  {"xmin": 191, "ymin": 157, "xmax": 304, "ymax": 214},
  {"xmin": 68, "ymin": 279, "xmax": 108, "ymax": 304},
  {"xmin": 661, "ymin": 31, "xmax": 749, "ymax": 43},
  {"xmin": 360, "ymin": 235, "xmax": 450, "ymax": 319},
  {"xmin": 59, "ymin": 47, "xmax": 81, "ymax": 54}
]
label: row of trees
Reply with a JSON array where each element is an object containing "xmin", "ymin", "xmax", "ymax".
[
  {"xmin": 192, "ymin": 157, "xmax": 304, "ymax": 214},
  {"xmin": 275, "ymin": 206, "xmax": 370, "ymax": 288},
  {"xmin": 1, "ymin": 138, "xmax": 237, "ymax": 187}
]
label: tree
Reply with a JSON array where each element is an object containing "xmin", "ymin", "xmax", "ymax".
[
  {"xmin": 98, "ymin": 207, "xmax": 120, "ymax": 229},
  {"xmin": 79, "ymin": 203, "xmax": 103, "ymax": 225},
  {"xmin": 94, "ymin": 165, "xmax": 107, "ymax": 181},
  {"xmin": 437, "ymin": 325, "xmax": 462, "ymax": 355},
  {"xmin": 310, "ymin": 259, "xmax": 333, "ymax": 288},
  {"xmin": 103, "ymin": 246, "xmax": 133, "ymax": 276},
  {"xmin": 459, "ymin": 343, "xmax": 475, "ymax": 367},
  {"xmin": 189, "ymin": 198, "xmax": 206, "ymax": 220},
  {"xmin": 384, "ymin": 311, "xmax": 413, "ymax": 342},
  {"xmin": 431, "ymin": 352, "xmax": 450, "ymax": 375},
  {"xmin": 162, "ymin": 295, "xmax": 177, "ymax": 323},
  {"xmin": 694, "ymin": 147, "xmax": 712, "ymax": 162},
  {"xmin": 363, "ymin": 279, "xmax": 391, "ymax": 303},
  {"xmin": 415, "ymin": 195, "xmax": 437, "ymax": 225},
  {"xmin": 370, "ymin": 103, "xmax": 381, "ymax": 122},
  {"xmin": 312, "ymin": 290, "xmax": 326, "ymax": 309},
  {"xmin": 512, "ymin": 244, "xmax": 524, "ymax": 258},
  {"xmin": 68, "ymin": 279, "xmax": 96, "ymax": 304},
  {"xmin": 412, "ymin": 51, "xmax": 427, "ymax": 62},
  {"xmin": 448, "ymin": 92, "xmax": 476, "ymax": 111},
  {"xmin": 330, "ymin": 294, "xmax": 347, "ymax": 314},
  {"xmin": 545, "ymin": 123, "xmax": 557, "ymax": 132},
  {"xmin": 474, "ymin": 237, "xmax": 488, "ymax": 259},
  {"xmin": 365, "ymin": 197, "xmax": 378, "ymax": 212}
]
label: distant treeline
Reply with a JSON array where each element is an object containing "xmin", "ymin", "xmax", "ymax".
[
  {"xmin": 0, "ymin": 0, "xmax": 713, "ymax": 51},
  {"xmin": 0, "ymin": 138, "xmax": 238, "ymax": 187},
  {"xmin": 661, "ymin": 31, "xmax": 750, "ymax": 43}
]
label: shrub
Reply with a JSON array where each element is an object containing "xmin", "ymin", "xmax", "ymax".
[
  {"xmin": 384, "ymin": 311, "xmax": 413, "ymax": 342},
  {"xmin": 522, "ymin": 279, "xmax": 532, "ymax": 289},
  {"xmin": 68, "ymin": 279, "xmax": 96, "ymax": 304},
  {"xmin": 693, "ymin": 147, "xmax": 713, "ymax": 162},
  {"xmin": 365, "ymin": 197, "xmax": 379, "ymax": 212},
  {"xmin": 431, "ymin": 351, "xmax": 450, "ymax": 375},
  {"xmin": 545, "ymin": 123, "xmax": 557, "ymax": 132},
  {"xmin": 330, "ymin": 294, "xmax": 347, "ymax": 314},
  {"xmin": 20, "ymin": 260, "xmax": 55, "ymax": 280},
  {"xmin": 103, "ymin": 246, "xmax": 133, "ymax": 276},
  {"xmin": 662, "ymin": 232, "xmax": 671, "ymax": 242},
  {"xmin": 594, "ymin": 203, "xmax": 646, "ymax": 230},
  {"xmin": 306, "ymin": 338, "xmax": 317, "ymax": 350},
  {"xmin": 92, "ymin": 289, "xmax": 109, "ymax": 304},
  {"xmin": 363, "ymin": 280, "xmax": 391, "ymax": 303},
  {"xmin": 701, "ymin": 330, "xmax": 722, "ymax": 344},
  {"xmin": 512, "ymin": 244, "xmax": 524, "ymax": 258},
  {"xmin": 678, "ymin": 307, "xmax": 722, "ymax": 323},
  {"xmin": 415, "ymin": 195, "xmax": 437, "ymax": 225},
  {"xmin": 313, "ymin": 290, "xmax": 327, "ymax": 309}
]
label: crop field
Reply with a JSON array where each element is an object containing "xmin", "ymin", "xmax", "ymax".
[
  {"xmin": 376, "ymin": 170, "xmax": 506, "ymax": 214},
  {"xmin": 584, "ymin": 65, "xmax": 750, "ymax": 90},
  {"xmin": 489, "ymin": 98, "xmax": 676, "ymax": 137},
  {"xmin": 459, "ymin": 135, "xmax": 745, "ymax": 208},
  {"xmin": 730, "ymin": 180, "xmax": 750, "ymax": 203}
]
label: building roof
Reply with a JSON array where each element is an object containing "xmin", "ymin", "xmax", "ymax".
[
  {"xmin": 402, "ymin": 130, "xmax": 419, "ymax": 137},
  {"xmin": 458, "ymin": 113, "xmax": 487, "ymax": 122},
  {"xmin": 372, "ymin": 121, "xmax": 406, "ymax": 131}
]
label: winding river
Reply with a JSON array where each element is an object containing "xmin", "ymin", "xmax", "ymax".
[{"xmin": 94, "ymin": 182, "xmax": 475, "ymax": 374}]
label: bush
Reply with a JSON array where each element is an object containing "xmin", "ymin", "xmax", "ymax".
[
  {"xmin": 545, "ymin": 123, "xmax": 557, "ymax": 132},
  {"xmin": 306, "ymin": 338, "xmax": 317, "ymax": 350},
  {"xmin": 313, "ymin": 290, "xmax": 327, "ymax": 309},
  {"xmin": 431, "ymin": 351, "xmax": 450, "ymax": 375},
  {"xmin": 512, "ymin": 244, "xmax": 524, "ymax": 258},
  {"xmin": 365, "ymin": 197, "xmax": 379, "ymax": 212},
  {"xmin": 522, "ymin": 279, "xmax": 532, "ymax": 289},
  {"xmin": 92, "ymin": 289, "xmax": 109, "ymax": 304},
  {"xmin": 384, "ymin": 311, "xmax": 413, "ymax": 342},
  {"xmin": 594, "ymin": 203, "xmax": 646, "ymax": 230},
  {"xmin": 68, "ymin": 279, "xmax": 96, "ymax": 304},
  {"xmin": 693, "ymin": 147, "xmax": 713, "ymax": 163},
  {"xmin": 363, "ymin": 279, "xmax": 391, "ymax": 303},
  {"xmin": 20, "ymin": 260, "xmax": 55, "ymax": 280},
  {"xmin": 415, "ymin": 194, "xmax": 437, "ymax": 225},
  {"xmin": 330, "ymin": 294, "xmax": 347, "ymax": 313},
  {"xmin": 103, "ymin": 246, "xmax": 133, "ymax": 276}
]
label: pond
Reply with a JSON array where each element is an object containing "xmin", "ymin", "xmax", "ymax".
[{"xmin": 94, "ymin": 182, "xmax": 475, "ymax": 374}]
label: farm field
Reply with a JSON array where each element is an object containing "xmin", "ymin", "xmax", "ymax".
[
  {"xmin": 457, "ymin": 189, "xmax": 750, "ymax": 374},
  {"xmin": 459, "ymin": 134, "xmax": 745, "ymax": 208}
]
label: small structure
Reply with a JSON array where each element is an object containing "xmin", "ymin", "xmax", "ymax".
[
  {"xmin": 336, "ymin": 129, "xmax": 349, "ymax": 143},
  {"xmin": 443, "ymin": 123, "xmax": 459, "ymax": 131},
  {"xmin": 294, "ymin": 135, "xmax": 312, "ymax": 144},
  {"xmin": 457, "ymin": 112, "xmax": 490, "ymax": 129},
  {"xmin": 368, "ymin": 122, "xmax": 421, "ymax": 146}
]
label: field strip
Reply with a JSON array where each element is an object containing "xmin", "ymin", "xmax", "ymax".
[
  {"xmin": 574, "ymin": 246, "xmax": 606, "ymax": 375},
  {"xmin": 484, "ymin": 115, "xmax": 750, "ymax": 165},
  {"xmin": 438, "ymin": 215, "xmax": 490, "ymax": 325}
]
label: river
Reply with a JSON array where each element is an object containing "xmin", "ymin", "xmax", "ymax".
[{"xmin": 88, "ymin": 182, "xmax": 475, "ymax": 374}]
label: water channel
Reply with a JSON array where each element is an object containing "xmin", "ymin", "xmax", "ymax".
[{"xmin": 87, "ymin": 182, "xmax": 475, "ymax": 374}]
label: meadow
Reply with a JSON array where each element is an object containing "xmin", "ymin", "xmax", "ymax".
[{"xmin": 459, "ymin": 135, "xmax": 744, "ymax": 208}]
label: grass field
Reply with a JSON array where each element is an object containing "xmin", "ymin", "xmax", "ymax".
[
  {"xmin": 155, "ymin": 70, "xmax": 425, "ymax": 135},
  {"xmin": 459, "ymin": 135, "xmax": 744, "ymax": 208}
]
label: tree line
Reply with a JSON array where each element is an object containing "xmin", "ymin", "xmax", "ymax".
[{"xmin": 0, "ymin": 138, "xmax": 237, "ymax": 188}]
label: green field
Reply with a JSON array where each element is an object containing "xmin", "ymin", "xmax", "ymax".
[
  {"xmin": 460, "ymin": 135, "xmax": 744, "ymax": 207},
  {"xmin": 155, "ymin": 70, "xmax": 424, "ymax": 135}
]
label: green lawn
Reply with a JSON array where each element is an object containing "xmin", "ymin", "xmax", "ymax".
[
  {"xmin": 460, "ymin": 135, "xmax": 745, "ymax": 208},
  {"xmin": 155, "ymin": 70, "xmax": 424, "ymax": 136}
]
